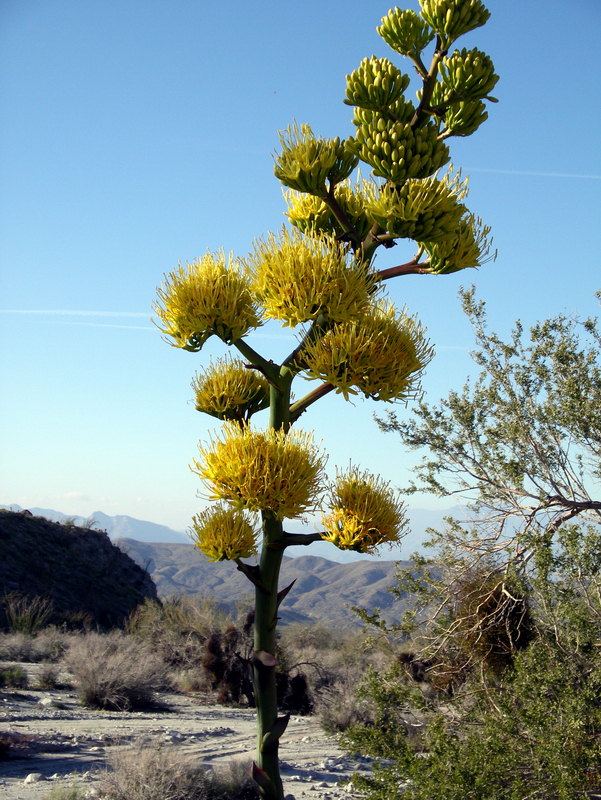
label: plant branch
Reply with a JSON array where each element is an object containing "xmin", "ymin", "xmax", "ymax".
[
  {"xmin": 323, "ymin": 186, "xmax": 362, "ymax": 249},
  {"xmin": 411, "ymin": 35, "xmax": 445, "ymax": 129},
  {"xmin": 233, "ymin": 338, "xmax": 280, "ymax": 385},
  {"xmin": 289, "ymin": 383, "xmax": 336, "ymax": 424},
  {"xmin": 377, "ymin": 260, "xmax": 433, "ymax": 280}
]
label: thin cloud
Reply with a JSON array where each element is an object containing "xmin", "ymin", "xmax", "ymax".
[
  {"xmin": 0, "ymin": 309, "xmax": 153, "ymax": 329},
  {"xmin": 465, "ymin": 167, "xmax": 601, "ymax": 180},
  {"xmin": 0, "ymin": 310, "xmax": 148, "ymax": 317}
]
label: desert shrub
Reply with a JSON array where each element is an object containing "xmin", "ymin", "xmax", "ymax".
[
  {"xmin": 315, "ymin": 671, "xmax": 375, "ymax": 733},
  {"xmin": 1, "ymin": 592, "xmax": 54, "ymax": 634},
  {"xmin": 35, "ymin": 662, "xmax": 62, "ymax": 689},
  {"xmin": 100, "ymin": 745, "xmax": 259, "ymax": 800},
  {"xmin": 0, "ymin": 627, "xmax": 75, "ymax": 663},
  {"xmin": 127, "ymin": 594, "xmax": 232, "ymax": 669},
  {"xmin": 279, "ymin": 622, "xmax": 345, "ymax": 652},
  {"xmin": 64, "ymin": 631, "xmax": 170, "ymax": 710},
  {"xmin": 43, "ymin": 786, "xmax": 87, "ymax": 800},
  {"xmin": 344, "ymin": 636, "xmax": 601, "ymax": 799},
  {"xmin": 0, "ymin": 665, "xmax": 28, "ymax": 688}
]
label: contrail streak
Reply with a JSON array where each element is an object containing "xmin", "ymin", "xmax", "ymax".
[
  {"xmin": 0, "ymin": 310, "xmax": 148, "ymax": 317},
  {"xmin": 465, "ymin": 167, "xmax": 601, "ymax": 180}
]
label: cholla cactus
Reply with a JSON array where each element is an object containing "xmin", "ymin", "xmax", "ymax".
[{"xmin": 155, "ymin": 2, "xmax": 498, "ymax": 797}]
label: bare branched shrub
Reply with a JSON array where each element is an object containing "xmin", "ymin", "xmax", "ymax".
[
  {"xmin": 35, "ymin": 662, "xmax": 62, "ymax": 690},
  {"xmin": 174, "ymin": 668, "xmax": 209, "ymax": 694},
  {"xmin": 127, "ymin": 595, "xmax": 231, "ymax": 669},
  {"xmin": 314, "ymin": 670, "xmax": 376, "ymax": 733},
  {"xmin": 65, "ymin": 631, "xmax": 170, "ymax": 710},
  {"xmin": 0, "ymin": 628, "xmax": 74, "ymax": 663},
  {"xmin": 100, "ymin": 746, "xmax": 258, "ymax": 800},
  {"xmin": 279, "ymin": 622, "xmax": 344, "ymax": 652}
]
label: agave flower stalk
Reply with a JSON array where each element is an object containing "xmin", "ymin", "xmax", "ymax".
[{"xmin": 155, "ymin": 3, "xmax": 498, "ymax": 797}]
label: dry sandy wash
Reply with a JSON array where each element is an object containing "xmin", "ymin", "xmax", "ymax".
[{"xmin": 0, "ymin": 663, "xmax": 372, "ymax": 800}]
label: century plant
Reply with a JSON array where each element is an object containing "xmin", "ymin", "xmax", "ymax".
[{"xmin": 154, "ymin": 2, "xmax": 498, "ymax": 797}]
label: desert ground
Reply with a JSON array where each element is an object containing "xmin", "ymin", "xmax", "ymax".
[{"xmin": 0, "ymin": 662, "xmax": 371, "ymax": 800}]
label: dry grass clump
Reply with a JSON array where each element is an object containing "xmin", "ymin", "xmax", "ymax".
[
  {"xmin": 64, "ymin": 630, "xmax": 170, "ymax": 710},
  {"xmin": 100, "ymin": 746, "xmax": 259, "ymax": 800}
]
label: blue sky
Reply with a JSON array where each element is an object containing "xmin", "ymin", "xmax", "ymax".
[{"xmin": 1, "ymin": 0, "xmax": 600, "ymax": 544}]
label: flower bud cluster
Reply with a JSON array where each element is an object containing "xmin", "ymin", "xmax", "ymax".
[
  {"xmin": 246, "ymin": 228, "xmax": 377, "ymax": 328},
  {"xmin": 344, "ymin": 57, "xmax": 411, "ymax": 113},
  {"xmin": 300, "ymin": 299, "xmax": 434, "ymax": 402},
  {"xmin": 419, "ymin": 0, "xmax": 490, "ymax": 48},
  {"xmin": 377, "ymin": 7, "xmax": 435, "ymax": 60},
  {"xmin": 153, "ymin": 253, "xmax": 262, "ymax": 352},
  {"xmin": 437, "ymin": 47, "xmax": 498, "ymax": 103},
  {"xmin": 189, "ymin": 505, "xmax": 258, "ymax": 562},
  {"xmin": 191, "ymin": 424, "xmax": 327, "ymax": 521},
  {"xmin": 284, "ymin": 174, "xmax": 375, "ymax": 241},
  {"xmin": 364, "ymin": 167, "xmax": 467, "ymax": 242},
  {"xmin": 421, "ymin": 214, "xmax": 495, "ymax": 273},
  {"xmin": 348, "ymin": 118, "xmax": 449, "ymax": 184}
]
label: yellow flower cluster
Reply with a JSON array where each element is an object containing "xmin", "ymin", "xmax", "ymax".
[
  {"xmin": 153, "ymin": 252, "xmax": 262, "ymax": 351},
  {"xmin": 273, "ymin": 122, "xmax": 358, "ymax": 197},
  {"xmin": 422, "ymin": 214, "xmax": 496, "ymax": 273},
  {"xmin": 365, "ymin": 167, "xmax": 468, "ymax": 242},
  {"xmin": 321, "ymin": 467, "xmax": 408, "ymax": 553},
  {"xmin": 189, "ymin": 504, "xmax": 258, "ymax": 562},
  {"xmin": 191, "ymin": 423, "xmax": 327, "ymax": 520},
  {"xmin": 245, "ymin": 228, "xmax": 377, "ymax": 328},
  {"xmin": 191, "ymin": 356, "xmax": 270, "ymax": 422},
  {"xmin": 284, "ymin": 173, "xmax": 375, "ymax": 241},
  {"xmin": 300, "ymin": 299, "xmax": 434, "ymax": 402}
]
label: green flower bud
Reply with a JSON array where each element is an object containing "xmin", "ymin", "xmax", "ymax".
[
  {"xmin": 344, "ymin": 56, "xmax": 411, "ymax": 113},
  {"xmin": 348, "ymin": 116, "xmax": 449, "ymax": 184},
  {"xmin": 378, "ymin": 8, "xmax": 435, "ymax": 60},
  {"xmin": 419, "ymin": 0, "xmax": 491, "ymax": 48}
]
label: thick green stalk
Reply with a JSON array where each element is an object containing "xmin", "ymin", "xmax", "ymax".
[
  {"xmin": 252, "ymin": 369, "xmax": 293, "ymax": 800},
  {"xmin": 253, "ymin": 514, "xmax": 285, "ymax": 799}
]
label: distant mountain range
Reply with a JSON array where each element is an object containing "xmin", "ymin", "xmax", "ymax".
[
  {"xmin": 2, "ymin": 504, "xmax": 458, "ymax": 629},
  {"xmin": 2, "ymin": 504, "xmax": 461, "ymax": 563},
  {"xmin": 115, "ymin": 538, "xmax": 413, "ymax": 629},
  {"xmin": 2, "ymin": 505, "xmax": 190, "ymax": 544}
]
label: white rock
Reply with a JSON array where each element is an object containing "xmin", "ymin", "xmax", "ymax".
[{"xmin": 24, "ymin": 773, "xmax": 46, "ymax": 784}]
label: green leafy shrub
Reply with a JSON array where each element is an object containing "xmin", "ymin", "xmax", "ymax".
[{"xmin": 0, "ymin": 666, "xmax": 28, "ymax": 688}]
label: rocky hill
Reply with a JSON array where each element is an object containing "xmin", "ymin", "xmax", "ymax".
[
  {"xmin": 0, "ymin": 510, "xmax": 158, "ymax": 628},
  {"xmin": 116, "ymin": 538, "xmax": 412, "ymax": 629}
]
